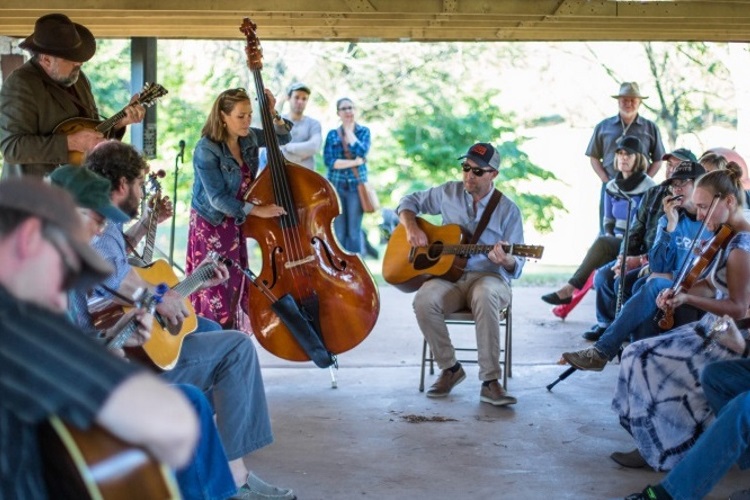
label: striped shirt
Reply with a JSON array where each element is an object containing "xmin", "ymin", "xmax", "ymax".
[{"xmin": 0, "ymin": 286, "xmax": 138, "ymax": 499}]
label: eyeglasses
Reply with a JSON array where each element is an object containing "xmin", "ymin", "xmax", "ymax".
[
  {"xmin": 79, "ymin": 208, "xmax": 107, "ymax": 234},
  {"xmin": 42, "ymin": 226, "xmax": 81, "ymax": 290},
  {"xmin": 670, "ymin": 178, "xmax": 693, "ymax": 190},
  {"xmin": 461, "ymin": 163, "xmax": 496, "ymax": 177},
  {"xmin": 338, "ymin": 106, "xmax": 354, "ymax": 112}
]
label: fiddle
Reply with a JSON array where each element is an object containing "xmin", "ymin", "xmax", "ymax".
[{"xmin": 658, "ymin": 223, "xmax": 735, "ymax": 330}]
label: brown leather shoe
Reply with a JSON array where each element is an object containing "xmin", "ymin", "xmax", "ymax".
[
  {"xmin": 610, "ymin": 448, "xmax": 648, "ymax": 468},
  {"xmin": 480, "ymin": 380, "xmax": 517, "ymax": 406},
  {"xmin": 426, "ymin": 365, "xmax": 466, "ymax": 398}
]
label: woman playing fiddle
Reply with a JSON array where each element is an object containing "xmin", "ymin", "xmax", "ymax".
[
  {"xmin": 186, "ymin": 87, "xmax": 292, "ymax": 330},
  {"xmin": 612, "ymin": 162, "xmax": 750, "ymax": 471}
]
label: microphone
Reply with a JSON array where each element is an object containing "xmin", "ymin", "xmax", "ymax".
[{"xmin": 178, "ymin": 140, "xmax": 186, "ymax": 163}]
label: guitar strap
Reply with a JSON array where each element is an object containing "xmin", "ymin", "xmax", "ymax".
[
  {"xmin": 337, "ymin": 127, "xmax": 353, "ymax": 160},
  {"xmin": 469, "ymin": 188, "xmax": 503, "ymax": 245}
]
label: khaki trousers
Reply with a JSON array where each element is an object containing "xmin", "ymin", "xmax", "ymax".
[{"xmin": 413, "ymin": 271, "xmax": 511, "ymax": 382}]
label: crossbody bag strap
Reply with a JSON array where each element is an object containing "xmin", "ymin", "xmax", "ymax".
[{"xmin": 469, "ymin": 188, "xmax": 503, "ymax": 245}]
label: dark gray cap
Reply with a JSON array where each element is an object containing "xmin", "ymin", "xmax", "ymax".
[{"xmin": 0, "ymin": 177, "xmax": 113, "ymax": 290}]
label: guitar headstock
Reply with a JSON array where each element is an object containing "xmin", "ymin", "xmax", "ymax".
[
  {"xmin": 146, "ymin": 169, "xmax": 165, "ymax": 195},
  {"xmin": 137, "ymin": 82, "xmax": 168, "ymax": 108},
  {"xmin": 240, "ymin": 18, "xmax": 263, "ymax": 70},
  {"xmin": 510, "ymin": 244, "xmax": 544, "ymax": 260}
]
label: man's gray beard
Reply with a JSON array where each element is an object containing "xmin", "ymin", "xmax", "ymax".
[{"xmin": 58, "ymin": 71, "xmax": 80, "ymax": 88}]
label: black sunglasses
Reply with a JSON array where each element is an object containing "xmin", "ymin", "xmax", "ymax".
[{"xmin": 461, "ymin": 163, "xmax": 495, "ymax": 177}]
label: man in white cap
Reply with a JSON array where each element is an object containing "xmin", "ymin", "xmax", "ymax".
[
  {"xmin": 586, "ymin": 82, "xmax": 666, "ymax": 234},
  {"xmin": 0, "ymin": 13, "xmax": 145, "ymax": 177}
]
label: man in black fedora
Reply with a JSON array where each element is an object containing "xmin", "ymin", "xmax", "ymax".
[
  {"xmin": 0, "ymin": 13, "xmax": 146, "ymax": 177},
  {"xmin": 586, "ymin": 81, "xmax": 666, "ymax": 234}
]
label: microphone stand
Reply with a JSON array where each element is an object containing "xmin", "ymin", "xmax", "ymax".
[
  {"xmin": 169, "ymin": 140, "xmax": 185, "ymax": 267},
  {"xmin": 547, "ymin": 182, "xmax": 633, "ymax": 392}
]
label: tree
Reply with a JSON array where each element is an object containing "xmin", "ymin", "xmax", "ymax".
[{"xmin": 393, "ymin": 92, "xmax": 563, "ymax": 233}]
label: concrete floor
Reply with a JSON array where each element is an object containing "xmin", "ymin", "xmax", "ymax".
[{"xmin": 247, "ymin": 285, "xmax": 747, "ymax": 500}]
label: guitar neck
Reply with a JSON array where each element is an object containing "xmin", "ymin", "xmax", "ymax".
[
  {"xmin": 439, "ymin": 243, "xmax": 511, "ymax": 256},
  {"xmin": 95, "ymin": 108, "xmax": 127, "ymax": 134},
  {"xmin": 140, "ymin": 206, "xmax": 160, "ymax": 264},
  {"xmin": 173, "ymin": 263, "xmax": 217, "ymax": 298}
]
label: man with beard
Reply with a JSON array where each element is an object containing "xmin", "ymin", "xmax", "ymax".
[
  {"xmin": 0, "ymin": 13, "xmax": 145, "ymax": 177},
  {"xmin": 397, "ymin": 142, "xmax": 525, "ymax": 406},
  {"xmin": 586, "ymin": 82, "xmax": 665, "ymax": 234},
  {"xmin": 78, "ymin": 140, "xmax": 295, "ymax": 500}
]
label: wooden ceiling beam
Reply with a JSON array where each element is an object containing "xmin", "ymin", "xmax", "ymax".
[{"xmin": 1, "ymin": 1, "xmax": 750, "ymax": 41}]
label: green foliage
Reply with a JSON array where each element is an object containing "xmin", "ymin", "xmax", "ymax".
[{"xmin": 391, "ymin": 90, "xmax": 563, "ymax": 233}]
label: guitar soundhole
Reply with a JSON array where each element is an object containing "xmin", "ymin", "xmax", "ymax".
[{"xmin": 413, "ymin": 242, "xmax": 444, "ymax": 271}]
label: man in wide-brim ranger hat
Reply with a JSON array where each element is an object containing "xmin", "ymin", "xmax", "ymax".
[
  {"xmin": 0, "ymin": 13, "xmax": 146, "ymax": 178},
  {"xmin": 585, "ymin": 81, "xmax": 666, "ymax": 235}
]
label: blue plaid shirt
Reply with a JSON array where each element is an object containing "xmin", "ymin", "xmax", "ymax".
[{"xmin": 323, "ymin": 123, "xmax": 370, "ymax": 186}]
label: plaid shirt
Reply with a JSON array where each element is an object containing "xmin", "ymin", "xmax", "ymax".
[{"xmin": 323, "ymin": 123, "xmax": 370, "ymax": 186}]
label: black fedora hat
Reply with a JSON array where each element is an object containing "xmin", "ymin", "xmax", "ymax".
[{"xmin": 19, "ymin": 13, "xmax": 96, "ymax": 63}]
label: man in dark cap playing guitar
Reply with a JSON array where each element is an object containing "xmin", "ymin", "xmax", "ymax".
[{"xmin": 395, "ymin": 142, "xmax": 526, "ymax": 406}]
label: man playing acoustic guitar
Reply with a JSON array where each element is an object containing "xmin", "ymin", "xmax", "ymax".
[
  {"xmin": 0, "ymin": 177, "xmax": 199, "ymax": 498},
  {"xmin": 81, "ymin": 140, "xmax": 295, "ymax": 499},
  {"xmin": 0, "ymin": 13, "xmax": 146, "ymax": 177},
  {"xmin": 396, "ymin": 142, "xmax": 525, "ymax": 406}
]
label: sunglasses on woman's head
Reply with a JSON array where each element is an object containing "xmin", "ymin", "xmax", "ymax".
[{"xmin": 461, "ymin": 163, "xmax": 495, "ymax": 177}]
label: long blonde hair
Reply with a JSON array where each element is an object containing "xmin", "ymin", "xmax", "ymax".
[{"xmin": 201, "ymin": 88, "xmax": 251, "ymax": 143}]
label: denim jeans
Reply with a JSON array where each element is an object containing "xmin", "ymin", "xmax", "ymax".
[
  {"xmin": 333, "ymin": 182, "xmax": 364, "ymax": 254},
  {"xmin": 593, "ymin": 260, "xmax": 643, "ymax": 327},
  {"xmin": 175, "ymin": 384, "xmax": 236, "ymax": 500},
  {"xmin": 594, "ymin": 276, "xmax": 671, "ymax": 359},
  {"xmin": 161, "ymin": 329, "xmax": 273, "ymax": 460},
  {"xmin": 662, "ymin": 359, "xmax": 750, "ymax": 500}
]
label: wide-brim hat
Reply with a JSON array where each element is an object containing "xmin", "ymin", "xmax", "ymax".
[
  {"xmin": 19, "ymin": 13, "xmax": 96, "ymax": 63},
  {"xmin": 0, "ymin": 178, "xmax": 113, "ymax": 290},
  {"xmin": 612, "ymin": 82, "xmax": 648, "ymax": 100}
]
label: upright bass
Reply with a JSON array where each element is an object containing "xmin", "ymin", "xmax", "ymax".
[{"xmin": 239, "ymin": 18, "xmax": 380, "ymax": 362}]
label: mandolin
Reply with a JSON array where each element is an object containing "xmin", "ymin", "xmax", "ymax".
[
  {"xmin": 54, "ymin": 82, "xmax": 167, "ymax": 166},
  {"xmin": 382, "ymin": 217, "xmax": 544, "ymax": 293}
]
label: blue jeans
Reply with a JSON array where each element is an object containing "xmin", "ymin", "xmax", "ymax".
[
  {"xmin": 594, "ymin": 276, "xmax": 670, "ymax": 359},
  {"xmin": 333, "ymin": 182, "xmax": 364, "ymax": 254},
  {"xmin": 593, "ymin": 261, "xmax": 643, "ymax": 327},
  {"xmin": 175, "ymin": 384, "xmax": 236, "ymax": 500},
  {"xmin": 662, "ymin": 359, "xmax": 750, "ymax": 500},
  {"xmin": 161, "ymin": 329, "xmax": 273, "ymax": 460}
]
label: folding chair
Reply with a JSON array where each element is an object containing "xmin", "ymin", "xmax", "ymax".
[{"xmin": 419, "ymin": 300, "xmax": 512, "ymax": 391}]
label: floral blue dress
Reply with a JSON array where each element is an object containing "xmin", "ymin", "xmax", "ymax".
[{"xmin": 612, "ymin": 230, "xmax": 750, "ymax": 471}]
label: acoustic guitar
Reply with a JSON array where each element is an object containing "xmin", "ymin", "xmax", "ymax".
[
  {"xmin": 40, "ymin": 416, "xmax": 180, "ymax": 500},
  {"xmin": 53, "ymin": 82, "xmax": 168, "ymax": 166},
  {"xmin": 90, "ymin": 255, "xmax": 227, "ymax": 370},
  {"xmin": 382, "ymin": 217, "xmax": 544, "ymax": 293}
]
